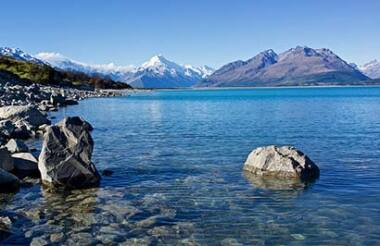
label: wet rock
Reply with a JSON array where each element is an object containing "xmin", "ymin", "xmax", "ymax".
[
  {"xmin": 49, "ymin": 232, "xmax": 64, "ymax": 243},
  {"xmin": 0, "ymin": 105, "xmax": 50, "ymax": 128},
  {"xmin": 5, "ymin": 139, "xmax": 29, "ymax": 153},
  {"xmin": 12, "ymin": 152, "xmax": 39, "ymax": 176},
  {"xmin": 66, "ymin": 232, "xmax": 99, "ymax": 245},
  {"xmin": 243, "ymin": 145, "xmax": 320, "ymax": 181},
  {"xmin": 38, "ymin": 116, "xmax": 100, "ymax": 190},
  {"xmin": 30, "ymin": 235, "xmax": 49, "ymax": 246},
  {"xmin": 0, "ymin": 147, "xmax": 14, "ymax": 171},
  {"xmin": 0, "ymin": 168, "xmax": 20, "ymax": 193},
  {"xmin": 121, "ymin": 236, "xmax": 155, "ymax": 246},
  {"xmin": 20, "ymin": 176, "xmax": 40, "ymax": 187},
  {"xmin": 0, "ymin": 216, "xmax": 12, "ymax": 241}
]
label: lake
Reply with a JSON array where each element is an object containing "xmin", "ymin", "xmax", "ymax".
[{"xmin": 2, "ymin": 86, "xmax": 380, "ymax": 245}]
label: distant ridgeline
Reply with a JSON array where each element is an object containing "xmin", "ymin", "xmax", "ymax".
[
  {"xmin": 0, "ymin": 55, "xmax": 131, "ymax": 90},
  {"xmin": 198, "ymin": 46, "xmax": 379, "ymax": 87}
]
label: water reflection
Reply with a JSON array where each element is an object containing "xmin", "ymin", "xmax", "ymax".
[{"xmin": 243, "ymin": 171, "xmax": 316, "ymax": 192}]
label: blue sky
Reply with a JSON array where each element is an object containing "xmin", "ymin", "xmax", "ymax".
[{"xmin": 0, "ymin": 0, "xmax": 379, "ymax": 68}]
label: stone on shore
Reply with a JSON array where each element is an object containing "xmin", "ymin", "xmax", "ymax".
[
  {"xmin": 0, "ymin": 168, "xmax": 20, "ymax": 193},
  {"xmin": 5, "ymin": 139, "xmax": 29, "ymax": 153},
  {"xmin": 38, "ymin": 116, "xmax": 100, "ymax": 190},
  {"xmin": 0, "ymin": 148, "xmax": 14, "ymax": 172},
  {"xmin": 243, "ymin": 145, "xmax": 319, "ymax": 181},
  {"xmin": 0, "ymin": 105, "xmax": 50, "ymax": 127},
  {"xmin": 0, "ymin": 120, "xmax": 15, "ymax": 138}
]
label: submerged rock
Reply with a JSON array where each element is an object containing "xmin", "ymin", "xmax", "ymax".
[
  {"xmin": 243, "ymin": 145, "xmax": 319, "ymax": 181},
  {"xmin": 0, "ymin": 168, "xmax": 20, "ymax": 193},
  {"xmin": 38, "ymin": 116, "xmax": 100, "ymax": 190}
]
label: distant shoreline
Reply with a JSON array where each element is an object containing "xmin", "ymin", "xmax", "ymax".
[{"xmin": 145, "ymin": 84, "xmax": 380, "ymax": 92}]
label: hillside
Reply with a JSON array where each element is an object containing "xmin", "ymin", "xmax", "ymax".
[{"xmin": 0, "ymin": 55, "xmax": 131, "ymax": 90}]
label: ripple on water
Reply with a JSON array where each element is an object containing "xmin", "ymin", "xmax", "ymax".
[{"xmin": 2, "ymin": 87, "xmax": 380, "ymax": 245}]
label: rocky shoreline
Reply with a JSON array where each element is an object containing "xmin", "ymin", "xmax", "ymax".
[
  {"xmin": 0, "ymin": 81, "xmax": 130, "ymax": 190},
  {"xmin": 0, "ymin": 81, "xmax": 131, "ymax": 241}
]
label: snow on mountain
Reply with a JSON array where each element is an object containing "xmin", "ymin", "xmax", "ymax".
[
  {"xmin": 359, "ymin": 60, "xmax": 380, "ymax": 79},
  {"xmin": 36, "ymin": 52, "xmax": 135, "ymax": 81},
  {"xmin": 0, "ymin": 46, "xmax": 214, "ymax": 88},
  {"xmin": 123, "ymin": 55, "xmax": 214, "ymax": 88},
  {"xmin": 0, "ymin": 47, "xmax": 45, "ymax": 65},
  {"xmin": 37, "ymin": 52, "xmax": 214, "ymax": 88}
]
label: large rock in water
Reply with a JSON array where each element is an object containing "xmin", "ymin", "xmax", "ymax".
[
  {"xmin": 38, "ymin": 116, "xmax": 100, "ymax": 190},
  {"xmin": 243, "ymin": 145, "xmax": 319, "ymax": 181},
  {"xmin": 0, "ymin": 105, "xmax": 50, "ymax": 127}
]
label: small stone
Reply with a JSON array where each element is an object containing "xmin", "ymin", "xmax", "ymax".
[
  {"xmin": 291, "ymin": 233, "xmax": 305, "ymax": 240},
  {"xmin": 30, "ymin": 236, "xmax": 49, "ymax": 246},
  {"xmin": 50, "ymin": 232, "xmax": 64, "ymax": 242}
]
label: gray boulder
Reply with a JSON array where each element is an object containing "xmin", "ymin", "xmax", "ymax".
[
  {"xmin": 243, "ymin": 145, "xmax": 319, "ymax": 181},
  {"xmin": 0, "ymin": 148, "xmax": 14, "ymax": 172},
  {"xmin": 5, "ymin": 139, "xmax": 29, "ymax": 153},
  {"xmin": 0, "ymin": 168, "xmax": 20, "ymax": 193},
  {"xmin": 0, "ymin": 105, "xmax": 50, "ymax": 127},
  {"xmin": 12, "ymin": 152, "xmax": 39, "ymax": 176},
  {"xmin": 38, "ymin": 116, "xmax": 100, "ymax": 190}
]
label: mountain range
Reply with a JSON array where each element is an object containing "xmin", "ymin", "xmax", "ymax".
[
  {"xmin": 0, "ymin": 48, "xmax": 131, "ymax": 89},
  {"xmin": 359, "ymin": 60, "xmax": 380, "ymax": 79},
  {"xmin": 36, "ymin": 52, "xmax": 214, "ymax": 89},
  {"xmin": 199, "ymin": 46, "xmax": 374, "ymax": 87},
  {"xmin": 1, "ymin": 46, "xmax": 380, "ymax": 88}
]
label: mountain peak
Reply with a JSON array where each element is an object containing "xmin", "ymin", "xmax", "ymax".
[
  {"xmin": 141, "ymin": 54, "xmax": 174, "ymax": 68},
  {"xmin": 0, "ymin": 47, "xmax": 45, "ymax": 65}
]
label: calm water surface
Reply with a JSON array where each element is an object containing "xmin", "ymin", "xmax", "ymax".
[{"xmin": 2, "ymin": 87, "xmax": 380, "ymax": 245}]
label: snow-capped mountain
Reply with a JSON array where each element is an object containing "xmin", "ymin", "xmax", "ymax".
[
  {"xmin": 121, "ymin": 55, "xmax": 214, "ymax": 88},
  {"xmin": 38, "ymin": 52, "xmax": 214, "ymax": 88},
  {"xmin": 0, "ymin": 47, "xmax": 45, "ymax": 65},
  {"xmin": 36, "ymin": 52, "xmax": 136, "ymax": 81},
  {"xmin": 359, "ymin": 60, "xmax": 380, "ymax": 79}
]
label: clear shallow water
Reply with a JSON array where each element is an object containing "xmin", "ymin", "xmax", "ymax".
[{"xmin": 2, "ymin": 87, "xmax": 380, "ymax": 245}]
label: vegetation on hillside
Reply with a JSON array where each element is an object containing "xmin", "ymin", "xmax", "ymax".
[{"xmin": 0, "ymin": 56, "xmax": 132, "ymax": 89}]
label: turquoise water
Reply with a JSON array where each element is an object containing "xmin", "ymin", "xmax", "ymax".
[{"xmin": 2, "ymin": 87, "xmax": 380, "ymax": 245}]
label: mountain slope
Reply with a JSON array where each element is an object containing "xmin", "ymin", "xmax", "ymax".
[
  {"xmin": 0, "ymin": 47, "xmax": 45, "ymax": 65},
  {"xmin": 359, "ymin": 60, "xmax": 380, "ymax": 79},
  {"xmin": 36, "ymin": 52, "xmax": 135, "ymax": 81},
  {"xmin": 0, "ymin": 49, "xmax": 131, "ymax": 89},
  {"xmin": 38, "ymin": 53, "xmax": 214, "ymax": 89},
  {"xmin": 200, "ymin": 46, "xmax": 370, "ymax": 87},
  {"xmin": 123, "ymin": 55, "xmax": 214, "ymax": 88}
]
